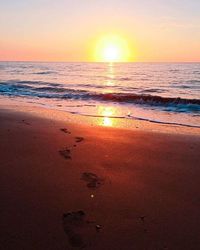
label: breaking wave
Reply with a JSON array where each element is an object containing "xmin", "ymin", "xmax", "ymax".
[{"xmin": 0, "ymin": 80, "xmax": 199, "ymax": 113}]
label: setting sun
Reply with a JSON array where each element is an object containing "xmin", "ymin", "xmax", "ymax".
[
  {"xmin": 94, "ymin": 35, "xmax": 131, "ymax": 62},
  {"xmin": 103, "ymin": 45, "xmax": 120, "ymax": 62}
]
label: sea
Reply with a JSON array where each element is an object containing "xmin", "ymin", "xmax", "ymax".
[{"xmin": 0, "ymin": 61, "xmax": 200, "ymax": 128}]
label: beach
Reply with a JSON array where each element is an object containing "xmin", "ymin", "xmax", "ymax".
[
  {"xmin": 1, "ymin": 0, "xmax": 200, "ymax": 248},
  {"xmin": 0, "ymin": 106, "xmax": 200, "ymax": 250}
]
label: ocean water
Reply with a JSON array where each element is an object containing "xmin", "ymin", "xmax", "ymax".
[{"xmin": 0, "ymin": 61, "xmax": 200, "ymax": 128}]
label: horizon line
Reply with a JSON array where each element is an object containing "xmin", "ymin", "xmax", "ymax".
[{"xmin": 0, "ymin": 60, "xmax": 200, "ymax": 64}]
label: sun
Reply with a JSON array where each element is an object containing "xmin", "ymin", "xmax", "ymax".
[
  {"xmin": 102, "ymin": 45, "xmax": 121, "ymax": 62},
  {"xmin": 94, "ymin": 35, "xmax": 131, "ymax": 62}
]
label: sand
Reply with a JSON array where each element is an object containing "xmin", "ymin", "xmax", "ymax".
[{"xmin": 0, "ymin": 108, "xmax": 200, "ymax": 250}]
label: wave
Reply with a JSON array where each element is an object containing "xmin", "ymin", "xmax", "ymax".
[
  {"xmin": 140, "ymin": 88, "xmax": 164, "ymax": 93},
  {"xmin": 93, "ymin": 93, "xmax": 200, "ymax": 105},
  {"xmin": 0, "ymin": 80, "xmax": 199, "ymax": 113},
  {"xmin": 185, "ymin": 80, "xmax": 200, "ymax": 85},
  {"xmin": 119, "ymin": 77, "xmax": 131, "ymax": 81},
  {"xmin": 34, "ymin": 86, "xmax": 86, "ymax": 93},
  {"xmin": 33, "ymin": 71, "xmax": 56, "ymax": 75}
]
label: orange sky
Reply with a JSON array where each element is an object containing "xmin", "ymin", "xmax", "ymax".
[{"xmin": 0, "ymin": 0, "xmax": 200, "ymax": 62}]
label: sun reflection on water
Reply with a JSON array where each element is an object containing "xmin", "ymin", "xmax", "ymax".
[
  {"xmin": 96, "ymin": 63, "xmax": 123, "ymax": 127},
  {"xmin": 103, "ymin": 63, "xmax": 115, "ymax": 93}
]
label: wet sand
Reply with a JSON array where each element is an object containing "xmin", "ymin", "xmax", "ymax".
[{"xmin": 0, "ymin": 108, "xmax": 200, "ymax": 250}]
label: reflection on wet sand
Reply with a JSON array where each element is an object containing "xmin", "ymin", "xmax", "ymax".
[
  {"xmin": 102, "ymin": 117, "xmax": 113, "ymax": 126},
  {"xmin": 97, "ymin": 106, "xmax": 115, "ymax": 127}
]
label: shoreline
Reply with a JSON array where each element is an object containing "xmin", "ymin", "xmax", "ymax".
[
  {"xmin": 0, "ymin": 106, "xmax": 200, "ymax": 249},
  {"xmin": 0, "ymin": 96, "xmax": 200, "ymax": 136}
]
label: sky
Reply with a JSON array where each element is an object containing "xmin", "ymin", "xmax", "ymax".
[{"xmin": 0, "ymin": 0, "xmax": 200, "ymax": 62}]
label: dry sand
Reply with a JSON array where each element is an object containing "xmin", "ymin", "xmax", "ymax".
[{"xmin": 0, "ymin": 108, "xmax": 200, "ymax": 250}]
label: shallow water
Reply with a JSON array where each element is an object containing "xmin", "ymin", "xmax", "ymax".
[{"xmin": 0, "ymin": 61, "xmax": 200, "ymax": 128}]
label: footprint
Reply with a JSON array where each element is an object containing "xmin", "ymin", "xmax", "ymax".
[
  {"xmin": 139, "ymin": 215, "xmax": 146, "ymax": 223},
  {"xmin": 21, "ymin": 119, "xmax": 30, "ymax": 125},
  {"xmin": 75, "ymin": 137, "xmax": 84, "ymax": 143},
  {"xmin": 59, "ymin": 148, "xmax": 71, "ymax": 160},
  {"xmin": 60, "ymin": 128, "xmax": 71, "ymax": 134},
  {"xmin": 62, "ymin": 211, "xmax": 97, "ymax": 248},
  {"xmin": 81, "ymin": 172, "xmax": 104, "ymax": 189}
]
